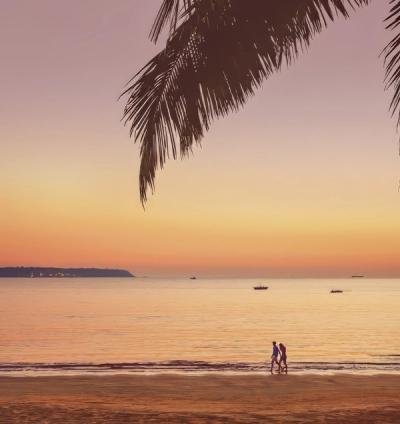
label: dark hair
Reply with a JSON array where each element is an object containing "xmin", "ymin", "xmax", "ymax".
[{"xmin": 272, "ymin": 341, "xmax": 276, "ymax": 344}]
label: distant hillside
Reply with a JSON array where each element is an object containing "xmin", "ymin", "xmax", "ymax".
[{"xmin": 0, "ymin": 267, "xmax": 134, "ymax": 278}]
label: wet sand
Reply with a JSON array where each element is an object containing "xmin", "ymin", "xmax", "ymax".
[{"xmin": 0, "ymin": 374, "xmax": 400, "ymax": 423}]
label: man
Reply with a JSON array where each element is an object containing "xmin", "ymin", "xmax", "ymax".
[{"xmin": 270, "ymin": 341, "xmax": 280, "ymax": 374}]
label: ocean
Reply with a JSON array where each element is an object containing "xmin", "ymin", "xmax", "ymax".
[{"xmin": 1, "ymin": 277, "xmax": 399, "ymax": 375}]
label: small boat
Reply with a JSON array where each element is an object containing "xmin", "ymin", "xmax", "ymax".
[
  {"xmin": 190, "ymin": 276, "xmax": 197, "ymax": 280},
  {"xmin": 253, "ymin": 285, "xmax": 268, "ymax": 290},
  {"xmin": 330, "ymin": 289, "xmax": 343, "ymax": 293},
  {"xmin": 351, "ymin": 275, "xmax": 364, "ymax": 278}
]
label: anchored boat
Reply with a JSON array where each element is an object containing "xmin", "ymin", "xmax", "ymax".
[{"xmin": 253, "ymin": 285, "xmax": 268, "ymax": 290}]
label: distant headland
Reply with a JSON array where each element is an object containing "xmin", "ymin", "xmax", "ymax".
[{"xmin": 0, "ymin": 267, "xmax": 134, "ymax": 278}]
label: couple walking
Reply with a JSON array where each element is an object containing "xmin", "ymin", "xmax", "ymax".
[{"xmin": 270, "ymin": 341, "xmax": 287, "ymax": 374}]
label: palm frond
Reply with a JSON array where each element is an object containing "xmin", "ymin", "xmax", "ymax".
[
  {"xmin": 150, "ymin": 0, "xmax": 193, "ymax": 42},
  {"xmin": 384, "ymin": 0, "xmax": 400, "ymax": 127},
  {"xmin": 123, "ymin": 0, "xmax": 369, "ymax": 203}
]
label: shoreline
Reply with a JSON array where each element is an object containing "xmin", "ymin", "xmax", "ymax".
[
  {"xmin": 1, "ymin": 359, "xmax": 400, "ymax": 377},
  {"xmin": 1, "ymin": 374, "xmax": 400, "ymax": 423}
]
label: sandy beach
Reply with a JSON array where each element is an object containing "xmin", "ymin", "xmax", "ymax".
[{"xmin": 1, "ymin": 374, "xmax": 400, "ymax": 423}]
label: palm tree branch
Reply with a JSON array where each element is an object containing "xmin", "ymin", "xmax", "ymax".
[
  {"xmin": 123, "ymin": 0, "xmax": 369, "ymax": 203},
  {"xmin": 384, "ymin": 0, "xmax": 400, "ymax": 125}
]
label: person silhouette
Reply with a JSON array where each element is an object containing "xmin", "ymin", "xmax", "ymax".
[
  {"xmin": 270, "ymin": 341, "xmax": 280, "ymax": 374},
  {"xmin": 278, "ymin": 343, "xmax": 288, "ymax": 374}
]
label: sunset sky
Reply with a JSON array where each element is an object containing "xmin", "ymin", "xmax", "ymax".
[{"xmin": 1, "ymin": 1, "xmax": 400, "ymax": 277}]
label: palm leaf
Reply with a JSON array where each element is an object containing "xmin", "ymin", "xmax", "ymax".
[
  {"xmin": 384, "ymin": 0, "xmax": 400, "ymax": 127},
  {"xmin": 122, "ymin": 0, "xmax": 369, "ymax": 203},
  {"xmin": 150, "ymin": 0, "xmax": 193, "ymax": 42}
]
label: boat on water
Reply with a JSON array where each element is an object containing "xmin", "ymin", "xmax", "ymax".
[
  {"xmin": 351, "ymin": 275, "xmax": 364, "ymax": 278},
  {"xmin": 253, "ymin": 285, "xmax": 268, "ymax": 290},
  {"xmin": 330, "ymin": 289, "xmax": 343, "ymax": 293},
  {"xmin": 190, "ymin": 276, "xmax": 197, "ymax": 280}
]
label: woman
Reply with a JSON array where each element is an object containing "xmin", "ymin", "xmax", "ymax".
[{"xmin": 278, "ymin": 343, "xmax": 288, "ymax": 374}]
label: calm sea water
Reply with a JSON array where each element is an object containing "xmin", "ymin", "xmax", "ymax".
[{"xmin": 1, "ymin": 278, "xmax": 399, "ymax": 375}]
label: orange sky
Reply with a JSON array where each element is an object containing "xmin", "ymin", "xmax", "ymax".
[{"xmin": 1, "ymin": 1, "xmax": 400, "ymax": 277}]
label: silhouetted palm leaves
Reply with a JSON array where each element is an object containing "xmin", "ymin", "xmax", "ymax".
[
  {"xmin": 121, "ymin": 0, "xmax": 400, "ymax": 203},
  {"xmin": 385, "ymin": 0, "xmax": 400, "ymax": 126}
]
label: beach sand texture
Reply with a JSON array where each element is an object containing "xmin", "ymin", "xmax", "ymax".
[{"xmin": 1, "ymin": 374, "xmax": 400, "ymax": 423}]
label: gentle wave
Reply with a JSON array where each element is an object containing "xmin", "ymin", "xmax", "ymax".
[{"xmin": 1, "ymin": 360, "xmax": 400, "ymax": 376}]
